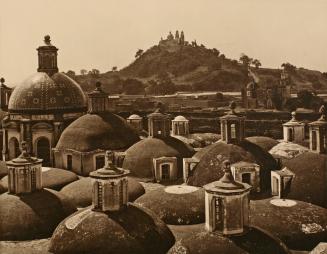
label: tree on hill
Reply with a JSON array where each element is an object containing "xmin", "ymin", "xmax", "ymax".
[
  {"xmin": 135, "ymin": 49, "xmax": 144, "ymax": 58},
  {"xmin": 252, "ymin": 59, "xmax": 262, "ymax": 69},
  {"xmin": 122, "ymin": 78, "xmax": 145, "ymax": 95},
  {"xmin": 211, "ymin": 48, "xmax": 220, "ymax": 57},
  {"xmin": 239, "ymin": 53, "xmax": 252, "ymax": 67},
  {"xmin": 80, "ymin": 69, "xmax": 88, "ymax": 75},
  {"xmin": 281, "ymin": 62, "xmax": 296, "ymax": 73},
  {"xmin": 322, "ymin": 72, "xmax": 327, "ymax": 79},
  {"xmin": 112, "ymin": 66, "xmax": 118, "ymax": 72},
  {"xmin": 66, "ymin": 70, "xmax": 75, "ymax": 77}
]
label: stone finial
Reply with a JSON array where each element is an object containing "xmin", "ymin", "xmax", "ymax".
[
  {"xmin": 319, "ymin": 105, "xmax": 326, "ymax": 121},
  {"xmin": 44, "ymin": 35, "xmax": 51, "ymax": 45},
  {"xmin": 230, "ymin": 101, "xmax": 236, "ymax": 113},
  {"xmin": 291, "ymin": 111, "xmax": 296, "ymax": 121}
]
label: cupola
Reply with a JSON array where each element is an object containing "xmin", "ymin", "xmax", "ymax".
[
  {"xmin": 147, "ymin": 108, "xmax": 170, "ymax": 138},
  {"xmin": 308, "ymin": 105, "xmax": 327, "ymax": 154},
  {"xmin": 283, "ymin": 111, "xmax": 305, "ymax": 143},
  {"xmin": 6, "ymin": 141, "xmax": 42, "ymax": 194},
  {"xmin": 172, "ymin": 115, "xmax": 189, "ymax": 136},
  {"xmin": 204, "ymin": 160, "xmax": 251, "ymax": 235},
  {"xmin": 220, "ymin": 102, "xmax": 245, "ymax": 144},
  {"xmin": 127, "ymin": 114, "xmax": 143, "ymax": 132},
  {"xmin": 37, "ymin": 35, "xmax": 59, "ymax": 76},
  {"xmin": 90, "ymin": 151, "xmax": 130, "ymax": 212},
  {"xmin": 87, "ymin": 81, "xmax": 108, "ymax": 114}
]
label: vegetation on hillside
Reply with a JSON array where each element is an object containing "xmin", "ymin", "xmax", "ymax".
[{"xmin": 67, "ymin": 36, "xmax": 327, "ymax": 95}]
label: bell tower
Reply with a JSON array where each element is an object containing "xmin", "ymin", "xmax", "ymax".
[{"xmin": 37, "ymin": 35, "xmax": 59, "ymax": 76}]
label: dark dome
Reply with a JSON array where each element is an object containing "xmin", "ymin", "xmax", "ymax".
[
  {"xmin": 168, "ymin": 226, "xmax": 289, "ymax": 254},
  {"xmin": 282, "ymin": 152, "xmax": 327, "ymax": 207},
  {"xmin": 246, "ymin": 136, "xmax": 279, "ymax": 152},
  {"xmin": 56, "ymin": 112, "xmax": 140, "ymax": 152},
  {"xmin": 187, "ymin": 140, "xmax": 279, "ymax": 189},
  {"xmin": 135, "ymin": 185, "xmax": 205, "ymax": 225},
  {"xmin": 0, "ymin": 189, "xmax": 77, "ymax": 240},
  {"xmin": 60, "ymin": 177, "xmax": 145, "ymax": 207},
  {"xmin": 123, "ymin": 137, "xmax": 195, "ymax": 179},
  {"xmin": 250, "ymin": 198, "xmax": 327, "ymax": 251},
  {"xmin": 8, "ymin": 72, "xmax": 87, "ymax": 113},
  {"xmin": 49, "ymin": 204, "xmax": 175, "ymax": 254},
  {"xmin": 1, "ymin": 167, "xmax": 78, "ymax": 191}
]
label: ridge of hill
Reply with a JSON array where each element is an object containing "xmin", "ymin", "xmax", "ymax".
[{"xmin": 72, "ymin": 34, "xmax": 327, "ymax": 95}]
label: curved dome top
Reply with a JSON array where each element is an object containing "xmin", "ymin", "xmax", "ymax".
[
  {"xmin": 251, "ymin": 198, "xmax": 327, "ymax": 251},
  {"xmin": 282, "ymin": 152, "xmax": 327, "ymax": 207},
  {"xmin": 128, "ymin": 114, "xmax": 142, "ymax": 120},
  {"xmin": 122, "ymin": 137, "xmax": 195, "ymax": 179},
  {"xmin": 187, "ymin": 140, "xmax": 279, "ymax": 189},
  {"xmin": 8, "ymin": 72, "xmax": 87, "ymax": 113},
  {"xmin": 245, "ymin": 136, "xmax": 279, "ymax": 152},
  {"xmin": 0, "ymin": 189, "xmax": 77, "ymax": 241},
  {"xmin": 135, "ymin": 185, "xmax": 205, "ymax": 225},
  {"xmin": 56, "ymin": 112, "xmax": 140, "ymax": 152},
  {"xmin": 49, "ymin": 204, "xmax": 175, "ymax": 254},
  {"xmin": 173, "ymin": 115, "xmax": 188, "ymax": 121}
]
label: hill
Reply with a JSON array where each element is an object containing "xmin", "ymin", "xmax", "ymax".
[{"xmin": 72, "ymin": 32, "xmax": 327, "ymax": 95}]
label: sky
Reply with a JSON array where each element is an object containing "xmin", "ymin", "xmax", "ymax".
[{"xmin": 0, "ymin": 0, "xmax": 327, "ymax": 85}]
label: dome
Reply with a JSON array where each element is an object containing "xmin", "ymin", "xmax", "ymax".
[
  {"xmin": 250, "ymin": 198, "xmax": 327, "ymax": 251},
  {"xmin": 246, "ymin": 136, "xmax": 279, "ymax": 152},
  {"xmin": 0, "ymin": 189, "xmax": 77, "ymax": 240},
  {"xmin": 60, "ymin": 177, "xmax": 145, "ymax": 207},
  {"xmin": 173, "ymin": 115, "xmax": 188, "ymax": 121},
  {"xmin": 269, "ymin": 141, "xmax": 309, "ymax": 160},
  {"xmin": 123, "ymin": 137, "xmax": 195, "ymax": 179},
  {"xmin": 56, "ymin": 112, "xmax": 140, "ymax": 152},
  {"xmin": 49, "ymin": 204, "xmax": 175, "ymax": 254},
  {"xmin": 135, "ymin": 185, "xmax": 205, "ymax": 225},
  {"xmin": 128, "ymin": 114, "xmax": 142, "ymax": 120},
  {"xmin": 187, "ymin": 140, "xmax": 279, "ymax": 189},
  {"xmin": 168, "ymin": 225, "xmax": 289, "ymax": 254},
  {"xmin": 282, "ymin": 152, "xmax": 327, "ymax": 207},
  {"xmin": 8, "ymin": 72, "xmax": 87, "ymax": 113},
  {"xmin": 1, "ymin": 167, "xmax": 78, "ymax": 191}
]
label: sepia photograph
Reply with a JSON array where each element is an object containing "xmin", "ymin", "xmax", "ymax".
[{"xmin": 0, "ymin": 0, "xmax": 327, "ymax": 253}]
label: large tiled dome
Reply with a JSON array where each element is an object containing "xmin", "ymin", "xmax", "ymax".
[{"xmin": 8, "ymin": 72, "xmax": 87, "ymax": 113}]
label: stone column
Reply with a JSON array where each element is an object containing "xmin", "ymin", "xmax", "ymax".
[{"xmin": 53, "ymin": 122, "xmax": 63, "ymax": 145}]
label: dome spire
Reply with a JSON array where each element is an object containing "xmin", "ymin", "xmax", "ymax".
[
  {"xmin": 6, "ymin": 141, "xmax": 43, "ymax": 194},
  {"xmin": 37, "ymin": 35, "xmax": 59, "ymax": 76},
  {"xmin": 87, "ymin": 81, "xmax": 108, "ymax": 114},
  {"xmin": 90, "ymin": 151, "xmax": 130, "ymax": 212}
]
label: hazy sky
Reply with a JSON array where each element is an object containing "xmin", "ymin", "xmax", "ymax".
[{"xmin": 1, "ymin": 0, "xmax": 326, "ymax": 85}]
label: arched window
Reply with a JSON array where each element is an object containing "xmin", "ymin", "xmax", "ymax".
[
  {"xmin": 95, "ymin": 155, "xmax": 105, "ymax": 170},
  {"xmin": 36, "ymin": 137, "xmax": 51, "ymax": 166}
]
